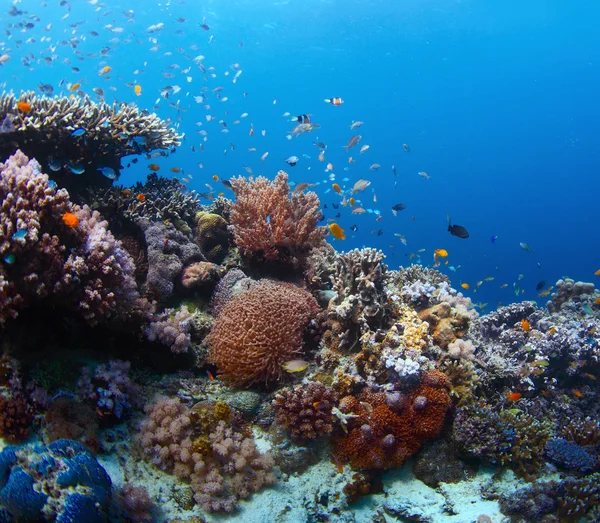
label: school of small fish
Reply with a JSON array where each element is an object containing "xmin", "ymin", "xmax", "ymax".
[{"xmin": 0, "ymin": 1, "xmax": 591, "ymax": 308}]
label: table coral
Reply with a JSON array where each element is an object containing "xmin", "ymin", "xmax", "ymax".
[{"xmin": 207, "ymin": 279, "xmax": 320, "ymax": 387}]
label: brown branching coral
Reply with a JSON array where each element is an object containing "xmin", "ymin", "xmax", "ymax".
[
  {"xmin": 273, "ymin": 382, "xmax": 339, "ymax": 439},
  {"xmin": 0, "ymin": 91, "xmax": 181, "ymax": 193},
  {"xmin": 207, "ymin": 280, "xmax": 320, "ymax": 388},
  {"xmin": 229, "ymin": 171, "xmax": 326, "ymax": 264}
]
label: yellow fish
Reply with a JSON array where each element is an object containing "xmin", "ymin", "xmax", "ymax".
[
  {"xmin": 328, "ymin": 223, "xmax": 346, "ymax": 240},
  {"xmin": 461, "ymin": 283, "xmax": 470, "ymax": 289},
  {"xmin": 434, "ymin": 249, "xmax": 448, "ymax": 257},
  {"xmin": 281, "ymin": 360, "xmax": 309, "ymax": 373}
]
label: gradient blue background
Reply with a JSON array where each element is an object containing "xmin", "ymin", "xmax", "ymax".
[{"xmin": 2, "ymin": 0, "xmax": 599, "ymax": 311}]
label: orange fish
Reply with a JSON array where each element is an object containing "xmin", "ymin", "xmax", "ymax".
[
  {"xmin": 249, "ymin": 125, "xmax": 254, "ymax": 136},
  {"xmin": 134, "ymin": 84, "xmax": 142, "ymax": 96},
  {"xmin": 595, "ymin": 269, "xmax": 600, "ymax": 276},
  {"xmin": 122, "ymin": 189, "xmax": 131, "ymax": 196},
  {"xmin": 328, "ymin": 223, "xmax": 345, "ymax": 240},
  {"xmin": 521, "ymin": 319, "xmax": 531, "ymax": 331},
  {"xmin": 212, "ymin": 175, "xmax": 219, "ymax": 181},
  {"xmin": 62, "ymin": 212, "xmax": 79, "ymax": 228},
  {"xmin": 506, "ymin": 392, "xmax": 522, "ymax": 401},
  {"xmin": 332, "ymin": 183, "xmax": 342, "ymax": 194},
  {"xmin": 207, "ymin": 370, "xmax": 215, "ymax": 381},
  {"xmin": 461, "ymin": 283, "xmax": 470, "ymax": 289},
  {"xmin": 594, "ymin": 297, "xmax": 600, "ymax": 305},
  {"xmin": 69, "ymin": 83, "xmax": 81, "ymax": 92},
  {"xmin": 349, "ymin": 197, "xmax": 355, "ymax": 207},
  {"xmin": 324, "ymin": 97, "xmax": 344, "ymax": 106},
  {"xmin": 17, "ymin": 101, "xmax": 31, "ymax": 113},
  {"xmin": 573, "ymin": 390, "xmax": 583, "ymax": 398},
  {"xmin": 170, "ymin": 167, "xmax": 182, "ymax": 173},
  {"xmin": 137, "ymin": 194, "xmax": 146, "ymax": 202},
  {"xmin": 98, "ymin": 65, "xmax": 111, "ymax": 76},
  {"xmin": 318, "ymin": 151, "xmax": 325, "ymax": 162},
  {"xmin": 148, "ymin": 164, "xmax": 160, "ymax": 171}
]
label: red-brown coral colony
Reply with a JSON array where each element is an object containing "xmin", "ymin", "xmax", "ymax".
[{"xmin": 207, "ymin": 279, "xmax": 320, "ymax": 387}]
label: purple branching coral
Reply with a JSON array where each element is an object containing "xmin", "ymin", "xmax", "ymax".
[
  {"xmin": 77, "ymin": 359, "xmax": 142, "ymax": 422},
  {"xmin": 139, "ymin": 397, "xmax": 275, "ymax": 513},
  {"xmin": 273, "ymin": 382, "xmax": 339, "ymax": 439},
  {"xmin": 143, "ymin": 305, "xmax": 193, "ymax": 354},
  {"xmin": 0, "ymin": 150, "xmax": 140, "ymax": 325}
]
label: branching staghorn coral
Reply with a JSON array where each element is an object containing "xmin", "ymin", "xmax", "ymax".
[{"xmin": 0, "ymin": 91, "xmax": 181, "ymax": 192}]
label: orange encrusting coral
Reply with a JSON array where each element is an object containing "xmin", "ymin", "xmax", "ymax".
[{"xmin": 332, "ymin": 370, "xmax": 452, "ymax": 470}]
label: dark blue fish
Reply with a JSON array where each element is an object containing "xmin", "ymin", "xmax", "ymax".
[
  {"xmin": 447, "ymin": 215, "xmax": 469, "ymax": 239},
  {"xmin": 491, "ymin": 235, "xmax": 498, "ymax": 243},
  {"xmin": 48, "ymin": 159, "xmax": 62, "ymax": 171},
  {"xmin": 99, "ymin": 166, "xmax": 118, "ymax": 180}
]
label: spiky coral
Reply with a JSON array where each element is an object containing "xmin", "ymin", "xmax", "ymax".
[
  {"xmin": 229, "ymin": 171, "xmax": 326, "ymax": 264},
  {"xmin": 207, "ymin": 280, "xmax": 320, "ymax": 387}
]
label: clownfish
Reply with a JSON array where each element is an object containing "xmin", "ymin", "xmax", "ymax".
[
  {"xmin": 324, "ymin": 97, "xmax": 344, "ymax": 106},
  {"xmin": 294, "ymin": 114, "xmax": 311, "ymax": 124}
]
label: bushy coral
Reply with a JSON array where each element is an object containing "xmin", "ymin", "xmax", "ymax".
[
  {"xmin": 207, "ymin": 280, "xmax": 320, "ymax": 387},
  {"xmin": 0, "ymin": 150, "xmax": 140, "ymax": 326},
  {"xmin": 143, "ymin": 305, "xmax": 193, "ymax": 354},
  {"xmin": 332, "ymin": 370, "xmax": 451, "ymax": 470},
  {"xmin": 273, "ymin": 382, "xmax": 339, "ymax": 439},
  {"xmin": 77, "ymin": 360, "xmax": 142, "ymax": 422},
  {"xmin": 139, "ymin": 397, "xmax": 274, "ymax": 513},
  {"xmin": 180, "ymin": 261, "xmax": 221, "ymax": 291},
  {"xmin": 229, "ymin": 171, "xmax": 326, "ymax": 263},
  {"xmin": 0, "ymin": 356, "xmax": 33, "ymax": 442},
  {"xmin": 547, "ymin": 278, "xmax": 595, "ymax": 313}
]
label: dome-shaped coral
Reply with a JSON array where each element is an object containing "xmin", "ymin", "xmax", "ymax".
[
  {"xmin": 207, "ymin": 280, "xmax": 320, "ymax": 387},
  {"xmin": 194, "ymin": 211, "xmax": 229, "ymax": 263}
]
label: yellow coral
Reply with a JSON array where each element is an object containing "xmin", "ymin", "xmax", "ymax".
[{"xmin": 194, "ymin": 211, "xmax": 229, "ymax": 263}]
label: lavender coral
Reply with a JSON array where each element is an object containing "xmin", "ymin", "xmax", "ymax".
[
  {"xmin": 0, "ymin": 150, "xmax": 139, "ymax": 326},
  {"xmin": 143, "ymin": 305, "xmax": 193, "ymax": 354},
  {"xmin": 229, "ymin": 170, "xmax": 326, "ymax": 263},
  {"xmin": 139, "ymin": 397, "xmax": 274, "ymax": 513},
  {"xmin": 207, "ymin": 280, "xmax": 320, "ymax": 387}
]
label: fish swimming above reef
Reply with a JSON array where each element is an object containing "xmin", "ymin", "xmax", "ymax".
[
  {"xmin": 343, "ymin": 135, "xmax": 361, "ymax": 151},
  {"xmin": 447, "ymin": 215, "xmax": 469, "ymax": 238},
  {"xmin": 285, "ymin": 156, "xmax": 299, "ymax": 166}
]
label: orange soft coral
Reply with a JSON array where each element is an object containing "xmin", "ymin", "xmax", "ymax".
[
  {"xmin": 229, "ymin": 171, "xmax": 326, "ymax": 263},
  {"xmin": 332, "ymin": 370, "xmax": 452, "ymax": 470},
  {"xmin": 207, "ymin": 279, "xmax": 320, "ymax": 388}
]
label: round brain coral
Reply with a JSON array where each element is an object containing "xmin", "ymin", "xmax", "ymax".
[{"xmin": 207, "ymin": 280, "xmax": 320, "ymax": 387}]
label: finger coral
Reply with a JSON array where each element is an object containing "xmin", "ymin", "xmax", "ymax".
[
  {"xmin": 207, "ymin": 279, "xmax": 320, "ymax": 387},
  {"xmin": 0, "ymin": 150, "xmax": 140, "ymax": 326},
  {"xmin": 229, "ymin": 171, "xmax": 326, "ymax": 264},
  {"xmin": 139, "ymin": 397, "xmax": 274, "ymax": 513}
]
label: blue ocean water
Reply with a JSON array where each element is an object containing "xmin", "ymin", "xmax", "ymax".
[{"xmin": 2, "ymin": 0, "xmax": 599, "ymax": 312}]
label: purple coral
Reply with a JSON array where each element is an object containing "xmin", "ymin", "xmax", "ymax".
[
  {"xmin": 0, "ymin": 150, "xmax": 140, "ymax": 325},
  {"xmin": 143, "ymin": 305, "xmax": 193, "ymax": 354},
  {"xmin": 139, "ymin": 397, "xmax": 274, "ymax": 513},
  {"xmin": 138, "ymin": 218, "xmax": 204, "ymax": 302}
]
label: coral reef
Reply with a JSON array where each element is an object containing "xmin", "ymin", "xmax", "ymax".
[
  {"xmin": 209, "ymin": 268, "xmax": 255, "ymax": 316},
  {"xmin": 547, "ymin": 277, "xmax": 595, "ymax": 312},
  {"xmin": 0, "ymin": 150, "xmax": 140, "ymax": 326},
  {"xmin": 180, "ymin": 261, "xmax": 222, "ymax": 291},
  {"xmin": 139, "ymin": 397, "xmax": 274, "ymax": 513},
  {"xmin": 207, "ymin": 280, "xmax": 320, "ymax": 387},
  {"xmin": 0, "ymin": 439, "xmax": 112, "ymax": 522},
  {"xmin": 194, "ymin": 211, "xmax": 229, "ymax": 263},
  {"xmin": 273, "ymin": 382, "xmax": 339, "ymax": 439},
  {"xmin": 229, "ymin": 171, "xmax": 326, "ymax": 264},
  {"xmin": 41, "ymin": 396, "xmax": 99, "ymax": 450},
  {"xmin": 143, "ymin": 305, "xmax": 194, "ymax": 354},
  {"xmin": 544, "ymin": 438, "xmax": 596, "ymax": 473},
  {"xmin": 0, "ymin": 91, "xmax": 180, "ymax": 193}
]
